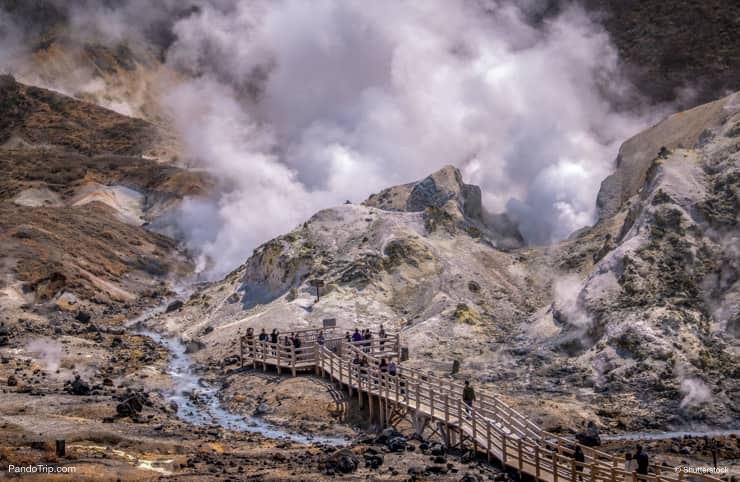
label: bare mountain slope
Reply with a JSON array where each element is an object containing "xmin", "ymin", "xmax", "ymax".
[{"xmin": 0, "ymin": 77, "xmax": 206, "ymax": 328}]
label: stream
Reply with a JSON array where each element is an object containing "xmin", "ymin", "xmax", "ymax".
[{"xmin": 139, "ymin": 329, "xmax": 348, "ymax": 446}]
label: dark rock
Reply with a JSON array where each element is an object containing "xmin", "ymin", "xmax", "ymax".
[
  {"xmin": 185, "ymin": 340, "xmax": 206, "ymax": 354},
  {"xmin": 165, "ymin": 300, "xmax": 184, "ymax": 313},
  {"xmin": 64, "ymin": 375, "xmax": 90, "ymax": 395},
  {"xmin": 430, "ymin": 442, "xmax": 446, "ymax": 456},
  {"xmin": 460, "ymin": 474, "xmax": 483, "ymax": 482},
  {"xmin": 223, "ymin": 355, "xmax": 240, "ymax": 366},
  {"xmin": 363, "ymin": 450, "xmax": 384, "ymax": 469},
  {"xmin": 322, "ymin": 448, "xmax": 359, "ymax": 474},
  {"xmin": 75, "ymin": 311, "xmax": 91, "ymax": 323},
  {"xmin": 387, "ymin": 436, "xmax": 408, "ymax": 452},
  {"xmin": 7, "ymin": 374, "xmax": 18, "ymax": 386}
]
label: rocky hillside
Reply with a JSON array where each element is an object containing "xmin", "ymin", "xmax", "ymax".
[
  {"xmin": 0, "ymin": 76, "xmax": 207, "ymax": 330},
  {"xmin": 152, "ymin": 93, "xmax": 738, "ymax": 433}
]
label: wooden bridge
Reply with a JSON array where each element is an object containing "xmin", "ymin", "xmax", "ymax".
[{"xmin": 239, "ymin": 328, "xmax": 722, "ymax": 482}]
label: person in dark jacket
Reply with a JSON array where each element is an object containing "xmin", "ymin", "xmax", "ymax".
[
  {"xmin": 352, "ymin": 329, "xmax": 363, "ymax": 343},
  {"xmin": 462, "ymin": 380, "xmax": 476, "ymax": 414},
  {"xmin": 378, "ymin": 325, "xmax": 387, "ymax": 351},
  {"xmin": 258, "ymin": 329, "xmax": 268, "ymax": 342},
  {"xmin": 270, "ymin": 329, "xmax": 279, "ymax": 355},
  {"xmin": 573, "ymin": 446, "xmax": 585, "ymax": 480},
  {"xmin": 635, "ymin": 445, "xmax": 649, "ymax": 476}
]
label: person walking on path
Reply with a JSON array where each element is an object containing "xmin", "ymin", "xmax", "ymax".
[{"xmin": 462, "ymin": 380, "xmax": 476, "ymax": 414}]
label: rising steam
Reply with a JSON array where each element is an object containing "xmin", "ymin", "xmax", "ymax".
[{"xmin": 1, "ymin": 0, "xmax": 667, "ymax": 277}]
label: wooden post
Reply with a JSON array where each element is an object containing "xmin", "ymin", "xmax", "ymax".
[
  {"xmin": 430, "ymin": 385, "xmax": 435, "ymax": 418},
  {"xmin": 591, "ymin": 461, "xmax": 597, "ymax": 482},
  {"xmin": 535, "ymin": 445, "xmax": 540, "ymax": 479},
  {"xmin": 610, "ymin": 466, "xmax": 615, "ymax": 482},
  {"xmin": 330, "ymin": 354, "xmax": 334, "ymax": 386},
  {"xmin": 291, "ymin": 345, "xmax": 296, "ymax": 377},
  {"xmin": 262, "ymin": 342, "xmax": 267, "ymax": 372},
  {"xmin": 444, "ymin": 394, "xmax": 449, "ymax": 428},
  {"xmin": 502, "ymin": 434, "xmax": 507, "ymax": 464},
  {"xmin": 486, "ymin": 422, "xmax": 491, "ymax": 462},
  {"xmin": 472, "ymin": 409, "xmax": 477, "ymax": 454},
  {"xmin": 572, "ymin": 459, "xmax": 577, "ymax": 482},
  {"xmin": 369, "ymin": 392, "xmax": 374, "ymax": 423},
  {"xmin": 277, "ymin": 345, "xmax": 281, "ymax": 375},
  {"xmin": 415, "ymin": 381, "xmax": 420, "ymax": 412},
  {"xmin": 55, "ymin": 439, "xmax": 65, "ymax": 458},
  {"xmin": 346, "ymin": 360, "xmax": 352, "ymax": 397},
  {"xmin": 518, "ymin": 439, "xmax": 523, "ymax": 476}
]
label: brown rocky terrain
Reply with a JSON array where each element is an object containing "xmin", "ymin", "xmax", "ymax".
[{"xmin": 0, "ymin": 76, "xmax": 207, "ymax": 329}]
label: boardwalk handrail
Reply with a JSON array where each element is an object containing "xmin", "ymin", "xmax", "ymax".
[
  {"xmin": 316, "ymin": 343, "xmax": 723, "ymax": 482},
  {"xmin": 236, "ymin": 331, "xmax": 722, "ymax": 482}
]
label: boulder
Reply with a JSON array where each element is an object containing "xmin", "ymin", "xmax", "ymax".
[
  {"xmin": 64, "ymin": 375, "xmax": 90, "ymax": 395},
  {"xmin": 321, "ymin": 448, "xmax": 359, "ymax": 474},
  {"xmin": 165, "ymin": 300, "xmax": 184, "ymax": 313}
]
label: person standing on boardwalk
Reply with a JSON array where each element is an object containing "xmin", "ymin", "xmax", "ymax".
[
  {"xmin": 573, "ymin": 446, "xmax": 585, "ymax": 481},
  {"xmin": 635, "ymin": 445, "xmax": 649, "ymax": 478},
  {"xmin": 462, "ymin": 380, "xmax": 476, "ymax": 413},
  {"xmin": 270, "ymin": 329, "xmax": 279, "ymax": 355},
  {"xmin": 378, "ymin": 325, "xmax": 387, "ymax": 351},
  {"xmin": 258, "ymin": 329, "xmax": 268, "ymax": 342},
  {"xmin": 244, "ymin": 327, "xmax": 254, "ymax": 357},
  {"xmin": 624, "ymin": 453, "xmax": 637, "ymax": 482}
]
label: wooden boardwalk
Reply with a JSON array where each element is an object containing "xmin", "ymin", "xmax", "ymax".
[{"xmin": 239, "ymin": 330, "xmax": 721, "ymax": 482}]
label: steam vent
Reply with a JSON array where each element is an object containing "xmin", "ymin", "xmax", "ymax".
[{"xmin": 0, "ymin": 1, "xmax": 738, "ymax": 480}]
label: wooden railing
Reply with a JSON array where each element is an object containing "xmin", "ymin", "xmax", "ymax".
[
  {"xmin": 239, "ymin": 328, "xmax": 400, "ymax": 376},
  {"xmin": 317, "ymin": 342, "xmax": 723, "ymax": 482}
]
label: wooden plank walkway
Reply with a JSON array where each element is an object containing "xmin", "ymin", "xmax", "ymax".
[{"xmin": 238, "ymin": 330, "xmax": 722, "ymax": 482}]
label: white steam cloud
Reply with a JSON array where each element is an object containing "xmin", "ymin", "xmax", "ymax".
[
  {"xmin": 161, "ymin": 0, "xmax": 660, "ymax": 276},
  {"xmin": 1, "ymin": 0, "xmax": 666, "ymax": 278},
  {"xmin": 679, "ymin": 377, "xmax": 712, "ymax": 409}
]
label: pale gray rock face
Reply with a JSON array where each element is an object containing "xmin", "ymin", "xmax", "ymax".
[{"xmin": 156, "ymin": 94, "xmax": 739, "ymax": 433}]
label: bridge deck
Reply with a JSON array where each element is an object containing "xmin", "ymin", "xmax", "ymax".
[{"xmin": 236, "ymin": 330, "xmax": 721, "ymax": 482}]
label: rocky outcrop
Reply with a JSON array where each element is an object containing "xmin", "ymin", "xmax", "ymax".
[{"xmin": 596, "ymin": 92, "xmax": 738, "ymax": 220}]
